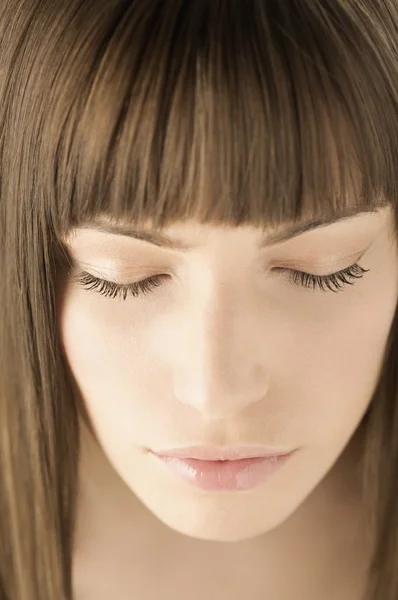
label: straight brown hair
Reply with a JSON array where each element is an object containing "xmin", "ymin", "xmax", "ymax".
[{"xmin": 1, "ymin": 1, "xmax": 398, "ymax": 598}]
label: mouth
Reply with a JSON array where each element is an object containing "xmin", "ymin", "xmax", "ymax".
[
  {"xmin": 149, "ymin": 445, "xmax": 295, "ymax": 461},
  {"xmin": 148, "ymin": 448, "xmax": 297, "ymax": 492}
]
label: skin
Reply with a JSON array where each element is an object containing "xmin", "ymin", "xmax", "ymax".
[{"xmin": 57, "ymin": 204, "xmax": 398, "ymax": 598}]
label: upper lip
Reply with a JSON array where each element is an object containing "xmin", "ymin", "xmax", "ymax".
[{"xmin": 150, "ymin": 445, "xmax": 295, "ymax": 461}]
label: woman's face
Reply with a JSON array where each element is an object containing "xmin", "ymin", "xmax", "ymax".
[{"xmin": 58, "ymin": 204, "xmax": 398, "ymax": 542}]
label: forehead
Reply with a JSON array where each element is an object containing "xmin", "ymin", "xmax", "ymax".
[{"xmin": 64, "ymin": 204, "xmax": 391, "ymax": 252}]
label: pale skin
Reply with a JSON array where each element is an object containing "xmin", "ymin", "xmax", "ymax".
[{"xmin": 56, "ymin": 204, "xmax": 398, "ymax": 599}]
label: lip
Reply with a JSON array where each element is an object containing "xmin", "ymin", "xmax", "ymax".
[
  {"xmin": 150, "ymin": 445, "xmax": 294, "ymax": 461},
  {"xmin": 148, "ymin": 447, "xmax": 297, "ymax": 492}
]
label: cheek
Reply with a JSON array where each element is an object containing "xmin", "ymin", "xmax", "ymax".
[
  {"xmin": 57, "ymin": 285, "xmax": 149, "ymax": 420},
  {"xmin": 57, "ymin": 282, "xmax": 177, "ymax": 458},
  {"xmin": 283, "ymin": 281, "xmax": 397, "ymax": 445}
]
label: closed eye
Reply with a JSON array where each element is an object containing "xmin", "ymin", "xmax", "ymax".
[
  {"xmin": 71, "ymin": 260, "xmax": 370, "ymax": 302},
  {"xmin": 275, "ymin": 262, "xmax": 370, "ymax": 293},
  {"xmin": 71, "ymin": 271, "xmax": 170, "ymax": 300}
]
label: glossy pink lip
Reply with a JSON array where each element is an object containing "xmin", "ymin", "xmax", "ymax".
[
  {"xmin": 148, "ymin": 448, "xmax": 297, "ymax": 491},
  {"xmin": 151, "ymin": 445, "xmax": 294, "ymax": 461}
]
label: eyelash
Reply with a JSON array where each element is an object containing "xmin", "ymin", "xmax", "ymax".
[
  {"xmin": 72, "ymin": 262, "xmax": 370, "ymax": 301},
  {"xmin": 279, "ymin": 262, "xmax": 370, "ymax": 292}
]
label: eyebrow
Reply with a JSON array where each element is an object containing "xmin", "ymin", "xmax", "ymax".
[{"xmin": 75, "ymin": 206, "xmax": 382, "ymax": 251}]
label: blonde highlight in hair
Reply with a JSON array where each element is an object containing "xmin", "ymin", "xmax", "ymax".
[{"xmin": 1, "ymin": 1, "xmax": 398, "ymax": 598}]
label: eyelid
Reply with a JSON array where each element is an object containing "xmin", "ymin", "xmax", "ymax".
[
  {"xmin": 71, "ymin": 258, "xmax": 170, "ymax": 282},
  {"xmin": 271, "ymin": 246, "xmax": 370, "ymax": 273},
  {"xmin": 71, "ymin": 238, "xmax": 374, "ymax": 282}
]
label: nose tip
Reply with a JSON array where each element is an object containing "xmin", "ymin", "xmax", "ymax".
[
  {"xmin": 185, "ymin": 394, "xmax": 264, "ymax": 420},
  {"xmin": 174, "ymin": 364, "xmax": 268, "ymax": 419}
]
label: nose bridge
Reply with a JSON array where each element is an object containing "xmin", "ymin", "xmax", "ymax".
[{"xmin": 173, "ymin": 290, "xmax": 268, "ymax": 419}]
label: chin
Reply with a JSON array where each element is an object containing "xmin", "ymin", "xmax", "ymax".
[{"xmin": 131, "ymin": 484, "xmax": 298, "ymax": 543}]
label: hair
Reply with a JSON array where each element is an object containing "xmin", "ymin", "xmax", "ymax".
[{"xmin": 1, "ymin": 0, "xmax": 398, "ymax": 598}]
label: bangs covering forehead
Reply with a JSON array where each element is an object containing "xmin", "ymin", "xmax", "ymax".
[{"xmin": 32, "ymin": 0, "xmax": 396, "ymax": 238}]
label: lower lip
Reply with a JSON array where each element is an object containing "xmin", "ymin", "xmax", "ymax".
[{"xmin": 149, "ymin": 451, "xmax": 295, "ymax": 491}]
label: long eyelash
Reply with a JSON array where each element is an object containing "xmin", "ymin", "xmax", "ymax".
[
  {"xmin": 72, "ymin": 272, "xmax": 168, "ymax": 301},
  {"xmin": 73, "ymin": 262, "xmax": 370, "ymax": 302},
  {"xmin": 287, "ymin": 263, "xmax": 370, "ymax": 292}
]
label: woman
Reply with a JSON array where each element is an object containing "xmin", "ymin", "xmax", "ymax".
[{"xmin": 1, "ymin": 1, "xmax": 398, "ymax": 598}]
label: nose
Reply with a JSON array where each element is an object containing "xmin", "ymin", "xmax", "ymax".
[{"xmin": 170, "ymin": 297, "xmax": 269, "ymax": 419}]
